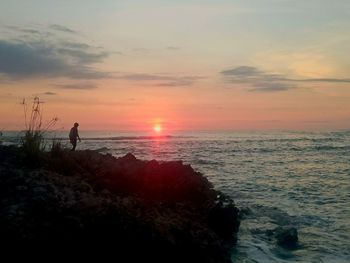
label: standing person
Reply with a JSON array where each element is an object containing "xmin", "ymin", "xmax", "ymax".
[{"xmin": 69, "ymin": 122, "xmax": 81, "ymax": 151}]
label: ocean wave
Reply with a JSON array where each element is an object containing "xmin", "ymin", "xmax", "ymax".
[
  {"xmin": 54, "ymin": 135, "xmax": 184, "ymax": 141},
  {"xmin": 91, "ymin": 147, "xmax": 110, "ymax": 152},
  {"xmin": 242, "ymin": 137, "xmax": 339, "ymax": 143},
  {"xmin": 313, "ymin": 145, "xmax": 350, "ymax": 151}
]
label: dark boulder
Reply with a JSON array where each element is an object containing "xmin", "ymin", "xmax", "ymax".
[
  {"xmin": 207, "ymin": 199, "xmax": 240, "ymax": 241},
  {"xmin": 268, "ymin": 226, "xmax": 299, "ymax": 249}
]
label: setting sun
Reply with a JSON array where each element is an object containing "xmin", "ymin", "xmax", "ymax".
[{"xmin": 153, "ymin": 124, "xmax": 162, "ymax": 133}]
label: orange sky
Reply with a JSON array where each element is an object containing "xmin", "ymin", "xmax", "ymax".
[{"xmin": 0, "ymin": 1, "xmax": 350, "ymax": 132}]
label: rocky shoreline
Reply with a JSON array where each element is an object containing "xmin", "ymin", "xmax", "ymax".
[{"xmin": 0, "ymin": 145, "xmax": 240, "ymax": 262}]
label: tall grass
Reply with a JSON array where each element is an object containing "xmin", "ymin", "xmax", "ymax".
[
  {"xmin": 50, "ymin": 138, "xmax": 63, "ymax": 157},
  {"xmin": 21, "ymin": 97, "xmax": 58, "ymax": 160}
]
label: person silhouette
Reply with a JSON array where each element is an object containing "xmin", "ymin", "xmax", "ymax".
[{"xmin": 69, "ymin": 122, "xmax": 81, "ymax": 151}]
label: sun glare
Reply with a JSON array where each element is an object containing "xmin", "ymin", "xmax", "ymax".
[{"xmin": 154, "ymin": 124, "xmax": 162, "ymax": 133}]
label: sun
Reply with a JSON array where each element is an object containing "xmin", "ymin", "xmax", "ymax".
[{"xmin": 153, "ymin": 124, "xmax": 162, "ymax": 133}]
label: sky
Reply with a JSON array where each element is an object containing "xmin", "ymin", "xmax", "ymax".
[{"xmin": 0, "ymin": 0, "xmax": 349, "ymax": 132}]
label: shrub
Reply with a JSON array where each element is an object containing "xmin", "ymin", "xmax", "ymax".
[
  {"xmin": 21, "ymin": 97, "xmax": 58, "ymax": 161},
  {"xmin": 50, "ymin": 138, "xmax": 63, "ymax": 157}
]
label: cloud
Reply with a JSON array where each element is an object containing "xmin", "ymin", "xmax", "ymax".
[
  {"xmin": 131, "ymin": 48, "xmax": 151, "ymax": 53},
  {"xmin": 4, "ymin": 25, "xmax": 53, "ymax": 39},
  {"xmin": 5, "ymin": 25, "xmax": 42, "ymax": 35},
  {"xmin": 62, "ymin": 41, "xmax": 91, "ymax": 49},
  {"xmin": 221, "ymin": 66, "xmax": 261, "ymax": 77},
  {"xmin": 156, "ymin": 80, "xmax": 193, "ymax": 87},
  {"xmin": 0, "ymin": 25, "xmax": 112, "ymax": 80},
  {"xmin": 116, "ymin": 73, "xmax": 202, "ymax": 87},
  {"xmin": 294, "ymin": 78, "xmax": 350, "ymax": 83},
  {"xmin": 221, "ymin": 66, "xmax": 350, "ymax": 92},
  {"xmin": 53, "ymin": 83, "xmax": 98, "ymax": 90},
  {"xmin": 42, "ymin": 91, "xmax": 57, "ymax": 95},
  {"xmin": 248, "ymin": 82, "xmax": 295, "ymax": 92},
  {"xmin": 49, "ymin": 24, "xmax": 76, "ymax": 34},
  {"xmin": 56, "ymin": 48, "xmax": 109, "ymax": 64},
  {"xmin": 166, "ymin": 46, "xmax": 181, "ymax": 50},
  {"xmin": 0, "ymin": 92, "xmax": 13, "ymax": 99}
]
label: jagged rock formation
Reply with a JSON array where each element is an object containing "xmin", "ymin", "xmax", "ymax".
[{"xmin": 0, "ymin": 145, "xmax": 240, "ymax": 262}]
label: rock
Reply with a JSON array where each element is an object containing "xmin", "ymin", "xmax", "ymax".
[
  {"xmin": 207, "ymin": 200, "xmax": 240, "ymax": 241},
  {"xmin": 275, "ymin": 226, "xmax": 299, "ymax": 249},
  {"xmin": 120, "ymin": 152, "xmax": 137, "ymax": 162},
  {"xmin": 239, "ymin": 206, "xmax": 253, "ymax": 219},
  {"xmin": 0, "ymin": 145, "xmax": 240, "ymax": 263}
]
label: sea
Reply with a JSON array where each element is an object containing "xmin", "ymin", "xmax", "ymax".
[{"xmin": 1, "ymin": 130, "xmax": 350, "ymax": 263}]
